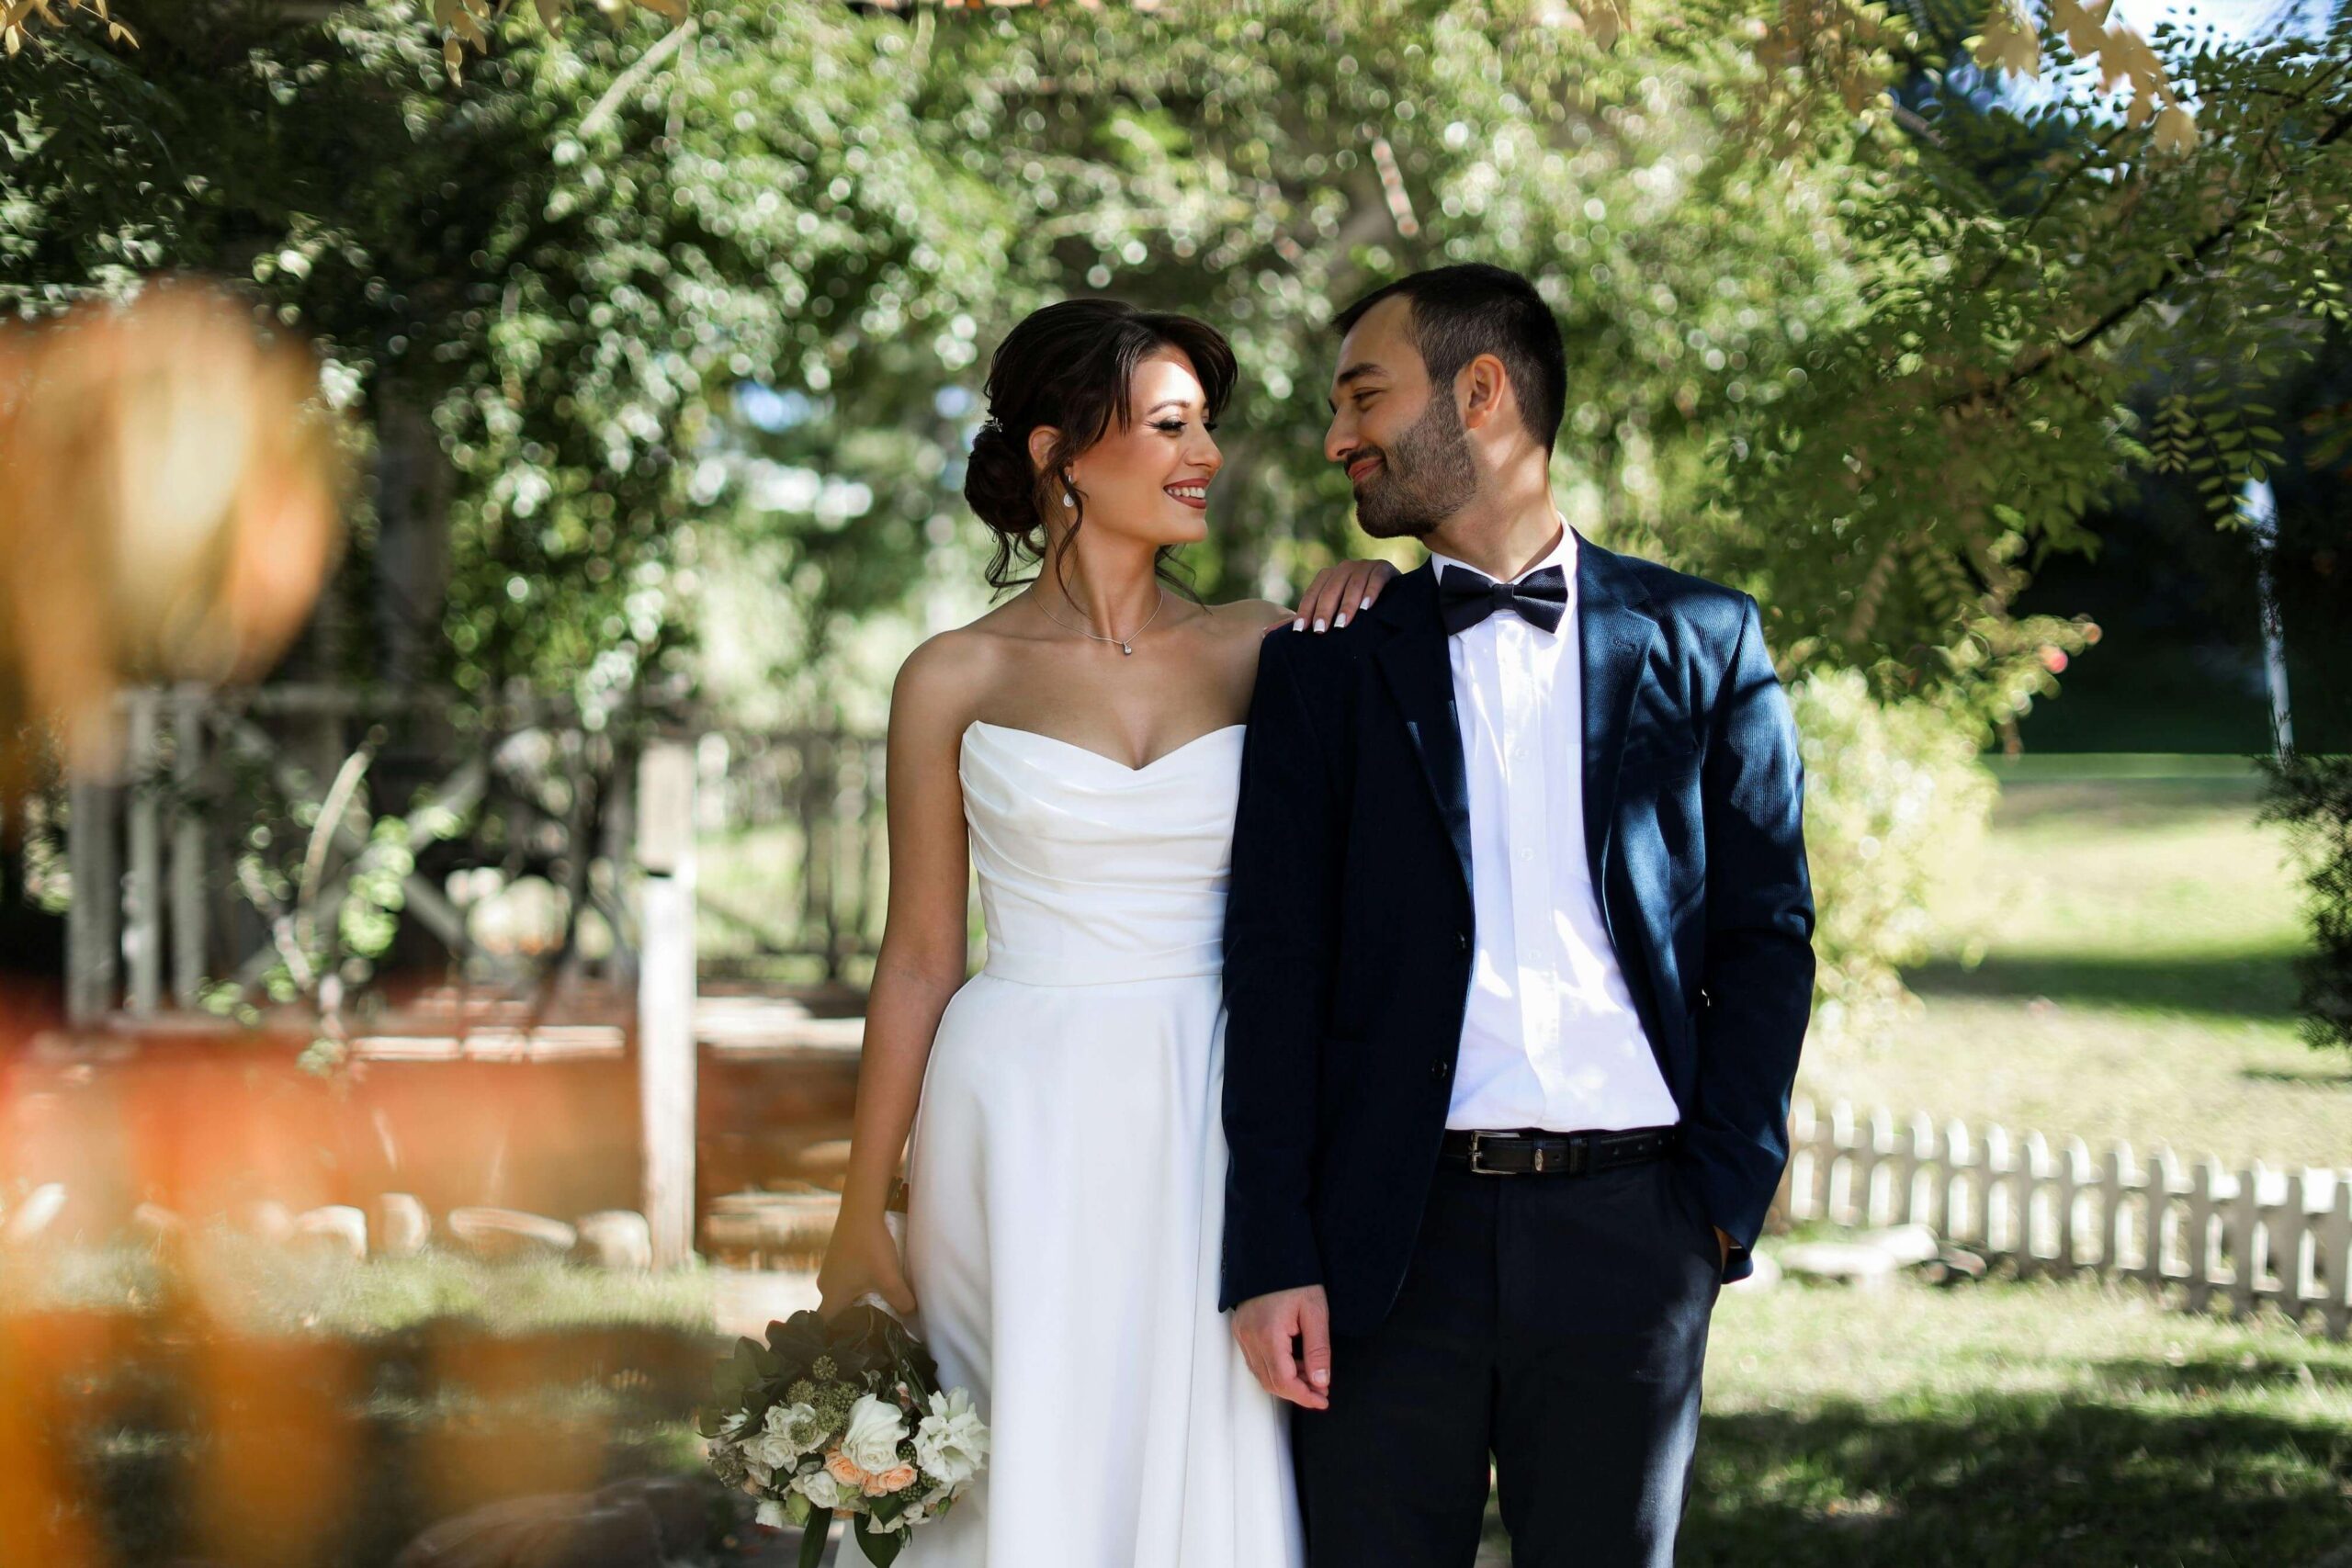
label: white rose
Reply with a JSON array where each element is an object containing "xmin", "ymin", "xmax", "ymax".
[
  {"xmin": 763, "ymin": 1400, "xmax": 821, "ymax": 1453},
  {"xmin": 754, "ymin": 1498, "xmax": 788, "ymax": 1529},
  {"xmin": 796, "ymin": 1464, "xmax": 846, "ymax": 1511},
  {"xmin": 719, "ymin": 1410, "xmax": 750, "ymax": 1438},
  {"xmin": 913, "ymin": 1387, "xmax": 989, "ymax": 1488},
  {"xmin": 744, "ymin": 1456, "xmax": 774, "ymax": 1489},
  {"xmin": 748, "ymin": 1430, "xmax": 798, "ymax": 1472},
  {"xmin": 838, "ymin": 1393, "xmax": 910, "ymax": 1474}
]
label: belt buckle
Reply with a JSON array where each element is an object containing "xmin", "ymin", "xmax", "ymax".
[{"xmin": 1467, "ymin": 1131, "xmax": 1521, "ymax": 1176}]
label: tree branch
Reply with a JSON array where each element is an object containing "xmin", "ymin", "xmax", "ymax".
[
  {"xmin": 1940, "ymin": 99, "xmax": 2352, "ymax": 415},
  {"xmin": 579, "ymin": 17, "xmax": 695, "ymax": 138}
]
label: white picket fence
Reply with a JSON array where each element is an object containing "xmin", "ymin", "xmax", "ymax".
[{"xmin": 1779, "ymin": 1096, "xmax": 2352, "ymax": 1339}]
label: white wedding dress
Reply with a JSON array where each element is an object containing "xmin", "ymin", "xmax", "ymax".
[{"xmin": 867, "ymin": 717, "xmax": 1305, "ymax": 1568}]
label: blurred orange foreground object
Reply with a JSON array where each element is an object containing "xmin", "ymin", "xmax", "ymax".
[{"xmin": 0, "ymin": 278, "xmax": 348, "ymax": 806}]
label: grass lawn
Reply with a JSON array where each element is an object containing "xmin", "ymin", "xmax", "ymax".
[
  {"xmin": 1665, "ymin": 1269, "xmax": 2352, "ymax": 1565},
  {"xmin": 1800, "ymin": 754, "xmax": 2351, "ymax": 1172}
]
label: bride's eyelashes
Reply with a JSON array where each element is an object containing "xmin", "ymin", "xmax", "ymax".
[{"xmin": 1150, "ymin": 418, "xmax": 1218, "ymax": 435}]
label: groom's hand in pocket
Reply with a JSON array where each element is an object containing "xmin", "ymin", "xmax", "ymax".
[{"xmin": 1232, "ymin": 1285, "xmax": 1332, "ymax": 1410}]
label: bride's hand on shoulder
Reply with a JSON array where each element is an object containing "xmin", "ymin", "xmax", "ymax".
[
  {"xmin": 816, "ymin": 1207, "xmax": 918, "ymax": 1320},
  {"xmin": 1265, "ymin": 558, "xmax": 1400, "ymax": 636}
]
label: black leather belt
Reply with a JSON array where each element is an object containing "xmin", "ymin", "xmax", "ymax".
[{"xmin": 1438, "ymin": 1124, "xmax": 1681, "ymax": 1177}]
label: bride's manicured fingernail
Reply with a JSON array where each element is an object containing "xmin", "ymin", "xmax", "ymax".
[
  {"xmin": 1313, "ymin": 617, "xmax": 1328, "ymax": 633},
  {"xmin": 1334, "ymin": 613, "xmax": 1349, "ymax": 628},
  {"xmin": 1359, "ymin": 595, "xmax": 1373, "ymax": 610},
  {"xmin": 1292, "ymin": 618, "xmax": 1305, "ymax": 632}
]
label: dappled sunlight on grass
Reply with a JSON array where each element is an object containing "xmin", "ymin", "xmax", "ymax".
[
  {"xmin": 1669, "ymin": 1271, "xmax": 2352, "ymax": 1564},
  {"xmin": 1803, "ymin": 761, "xmax": 2348, "ymax": 1169}
]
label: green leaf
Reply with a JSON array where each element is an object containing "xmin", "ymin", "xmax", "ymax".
[
  {"xmin": 797, "ymin": 1516, "xmax": 831, "ymax": 1568},
  {"xmin": 853, "ymin": 1514, "xmax": 908, "ymax": 1566}
]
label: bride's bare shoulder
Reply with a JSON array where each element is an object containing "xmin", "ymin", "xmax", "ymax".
[
  {"xmin": 891, "ymin": 619, "xmax": 1011, "ymax": 739},
  {"xmin": 1203, "ymin": 596, "xmax": 1295, "ymax": 639}
]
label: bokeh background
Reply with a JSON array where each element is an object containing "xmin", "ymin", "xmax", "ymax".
[{"xmin": 1, "ymin": 1, "xmax": 2348, "ymax": 1564}]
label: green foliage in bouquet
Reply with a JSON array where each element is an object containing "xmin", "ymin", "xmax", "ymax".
[{"xmin": 706, "ymin": 1305, "xmax": 942, "ymax": 1443}]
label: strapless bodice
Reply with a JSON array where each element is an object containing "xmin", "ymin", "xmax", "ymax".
[{"xmin": 957, "ymin": 719, "xmax": 1244, "ymax": 987}]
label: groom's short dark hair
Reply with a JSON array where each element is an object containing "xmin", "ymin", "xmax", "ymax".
[{"xmin": 1334, "ymin": 264, "xmax": 1566, "ymax": 451}]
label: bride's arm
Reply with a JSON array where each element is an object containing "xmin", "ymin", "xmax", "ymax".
[{"xmin": 817, "ymin": 633, "xmax": 983, "ymax": 1317}]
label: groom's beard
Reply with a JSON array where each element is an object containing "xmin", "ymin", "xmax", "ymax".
[{"xmin": 1349, "ymin": 390, "xmax": 1478, "ymax": 539}]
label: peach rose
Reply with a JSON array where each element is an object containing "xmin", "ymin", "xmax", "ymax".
[
  {"xmin": 868, "ymin": 1464, "xmax": 920, "ymax": 1495},
  {"xmin": 826, "ymin": 1451, "xmax": 867, "ymax": 1489}
]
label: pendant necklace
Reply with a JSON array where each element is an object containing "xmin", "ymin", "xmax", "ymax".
[{"xmin": 1037, "ymin": 583, "xmax": 1167, "ymax": 656}]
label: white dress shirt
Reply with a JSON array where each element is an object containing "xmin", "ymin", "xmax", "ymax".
[{"xmin": 1425, "ymin": 523, "xmax": 1681, "ymax": 1134}]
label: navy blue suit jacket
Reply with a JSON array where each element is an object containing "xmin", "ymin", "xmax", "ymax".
[{"xmin": 1218, "ymin": 536, "xmax": 1815, "ymax": 1334}]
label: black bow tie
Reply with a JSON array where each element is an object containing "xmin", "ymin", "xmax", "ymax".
[{"xmin": 1438, "ymin": 562, "xmax": 1569, "ymax": 635}]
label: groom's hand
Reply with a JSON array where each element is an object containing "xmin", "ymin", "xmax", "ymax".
[
  {"xmin": 1232, "ymin": 1285, "xmax": 1333, "ymax": 1411},
  {"xmin": 1714, "ymin": 1225, "xmax": 1733, "ymax": 1269}
]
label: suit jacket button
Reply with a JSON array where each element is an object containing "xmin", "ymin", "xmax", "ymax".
[
  {"xmin": 1454, "ymin": 930, "xmax": 1470, "ymax": 953},
  {"xmin": 1430, "ymin": 1059, "xmax": 1452, "ymax": 1081}
]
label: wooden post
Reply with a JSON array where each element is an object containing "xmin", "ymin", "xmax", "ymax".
[
  {"xmin": 1828, "ymin": 1100, "xmax": 1855, "ymax": 1225},
  {"xmin": 2100, "ymin": 1143, "xmax": 2133, "ymax": 1280},
  {"xmin": 1855, "ymin": 1107, "xmax": 1891, "ymax": 1228},
  {"xmin": 125, "ymin": 687, "xmax": 163, "ymax": 1017},
  {"xmin": 2229, "ymin": 1164, "xmax": 2262, "ymax": 1320},
  {"xmin": 637, "ymin": 739, "xmax": 698, "ymax": 1269},
  {"xmin": 1983, "ymin": 1124, "xmax": 2013, "ymax": 1259},
  {"xmin": 66, "ymin": 773, "xmax": 120, "ymax": 1027},
  {"xmin": 1782, "ymin": 1098, "xmax": 1815, "ymax": 1222},
  {"xmin": 2057, "ymin": 1136, "xmax": 2091, "ymax": 1278},
  {"xmin": 2018, "ymin": 1132, "xmax": 2052, "ymax": 1279},
  {"xmin": 843, "ymin": 736, "xmax": 880, "ymax": 959},
  {"xmin": 2320, "ymin": 1174, "xmax": 2350, "ymax": 1341},
  {"xmin": 2186, "ymin": 1158, "xmax": 2221, "ymax": 1314},
  {"xmin": 172, "ymin": 684, "xmax": 208, "ymax": 1008},
  {"xmin": 1944, "ymin": 1119, "xmax": 1976, "ymax": 1247},
  {"xmin": 2278, "ymin": 1170, "xmax": 2312, "ymax": 1324},
  {"xmin": 2147, "ymin": 1146, "xmax": 2184, "ymax": 1302},
  {"xmin": 605, "ymin": 751, "xmax": 639, "ymax": 992},
  {"xmin": 1814, "ymin": 1100, "xmax": 1838, "ymax": 1222},
  {"xmin": 1902, "ymin": 1112, "xmax": 1935, "ymax": 1230}
]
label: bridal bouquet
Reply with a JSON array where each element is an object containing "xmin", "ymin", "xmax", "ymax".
[{"xmin": 702, "ymin": 1302, "xmax": 989, "ymax": 1566}]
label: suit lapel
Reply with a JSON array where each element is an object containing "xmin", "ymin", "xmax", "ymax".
[
  {"xmin": 1577, "ymin": 533, "xmax": 1660, "ymax": 895},
  {"xmin": 1370, "ymin": 562, "xmax": 1473, "ymax": 900}
]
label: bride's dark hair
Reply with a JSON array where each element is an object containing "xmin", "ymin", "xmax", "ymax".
[{"xmin": 964, "ymin": 298, "xmax": 1237, "ymax": 597}]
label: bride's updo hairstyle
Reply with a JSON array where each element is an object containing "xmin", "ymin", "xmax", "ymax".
[{"xmin": 964, "ymin": 298, "xmax": 1237, "ymax": 593}]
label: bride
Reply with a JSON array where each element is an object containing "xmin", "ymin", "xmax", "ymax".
[{"xmin": 814, "ymin": 297, "xmax": 1394, "ymax": 1566}]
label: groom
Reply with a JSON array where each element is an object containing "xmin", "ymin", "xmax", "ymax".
[{"xmin": 1220, "ymin": 263, "xmax": 1815, "ymax": 1566}]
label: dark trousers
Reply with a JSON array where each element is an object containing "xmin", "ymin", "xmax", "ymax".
[{"xmin": 1292, "ymin": 1156, "xmax": 1722, "ymax": 1568}]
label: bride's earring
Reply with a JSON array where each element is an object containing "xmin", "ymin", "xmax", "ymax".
[{"xmin": 1062, "ymin": 474, "xmax": 1078, "ymax": 509}]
